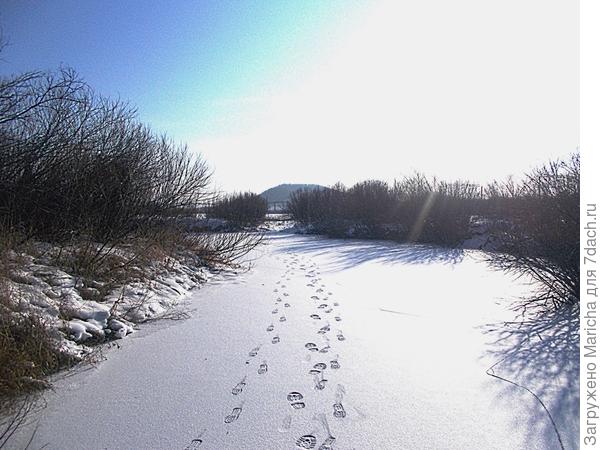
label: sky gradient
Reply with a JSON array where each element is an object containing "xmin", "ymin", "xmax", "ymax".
[{"xmin": 1, "ymin": 0, "xmax": 578, "ymax": 193}]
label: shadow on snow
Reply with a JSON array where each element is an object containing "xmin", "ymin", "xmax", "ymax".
[
  {"xmin": 269, "ymin": 232, "xmax": 465, "ymax": 270},
  {"xmin": 271, "ymin": 232, "xmax": 578, "ymax": 449},
  {"xmin": 481, "ymin": 304, "xmax": 579, "ymax": 450}
]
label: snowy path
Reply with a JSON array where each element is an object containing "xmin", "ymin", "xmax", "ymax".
[{"xmin": 11, "ymin": 233, "xmax": 577, "ymax": 449}]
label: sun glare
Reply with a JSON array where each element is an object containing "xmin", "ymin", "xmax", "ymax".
[{"xmin": 194, "ymin": 0, "xmax": 577, "ymax": 193}]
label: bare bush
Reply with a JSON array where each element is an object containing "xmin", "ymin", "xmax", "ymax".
[
  {"xmin": 288, "ymin": 152, "xmax": 580, "ymax": 307},
  {"xmin": 487, "ymin": 153, "xmax": 579, "ymax": 310},
  {"xmin": 180, "ymin": 231, "xmax": 264, "ymax": 266},
  {"xmin": 207, "ymin": 192, "xmax": 267, "ymax": 227},
  {"xmin": 0, "ymin": 68, "xmax": 212, "ymax": 242},
  {"xmin": 290, "ymin": 176, "xmax": 484, "ymax": 244}
]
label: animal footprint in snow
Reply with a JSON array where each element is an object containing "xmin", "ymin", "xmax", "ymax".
[
  {"xmin": 296, "ymin": 435, "xmax": 317, "ymax": 449},
  {"xmin": 274, "ymin": 289, "xmax": 279, "ymax": 293},
  {"xmin": 327, "ymin": 292, "xmax": 333, "ymax": 296},
  {"xmin": 310, "ymin": 295, "xmax": 320, "ymax": 300},
  {"xmin": 267, "ymin": 324, "xmax": 275, "ymax": 332},
  {"xmin": 258, "ymin": 360, "xmax": 268, "ymax": 374},
  {"xmin": 325, "ymin": 308, "xmax": 333, "ymax": 314},
  {"xmin": 283, "ymin": 292, "xmax": 290, "ymax": 297},
  {"xmin": 284, "ymin": 303, "xmax": 291, "ymax": 308},
  {"xmin": 287, "ymin": 391, "xmax": 306, "ymax": 409},
  {"xmin": 279, "ymin": 316, "xmax": 287, "ymax": 322},
  {"xmin": 272, "ymin": 308, "xmax": 279, "ymax": 314},
  {"xmin": 316, "ymin": 288, "xmax": 324, "ymax": 293},
  {"xmin": 317, "ymin": 304, "xmax": 328, "ymax": 309},
  {"xmin": 248, "ymin": 346, "xmax": 261, "ymax": 357},
  {"xmin": 334, "ymin": 316, "xmax": 341, "ymax": 322},
  {"xmin": 310, "ymin": 314, "xmax": 321, "ymax": 320},
  {"xmin": 305, "ymin": 342, "xmax": 319, "ymax": 352},
  {"xmin": 231, "ymin": 377, "xmax": 246, "ymax": 395},
  {"xmin": 336, "ymin": 331, "xmax": 345, "ymax": 341},
  {"xmin": 224, "ymin": 406, "xmax": 243, "ymax": 423},
  {"xmin": 272, "ymin": 335, "xmax": 280, "ymax": 344},
  {"xmin": 333, "ymin": 302, "xmax": 339, "ymax": 307}
]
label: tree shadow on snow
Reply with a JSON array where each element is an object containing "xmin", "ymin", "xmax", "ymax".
[
  {"xmin": 481, "ymin": 304, "xmax": 579, "ymax": 450},
  {"xmin": 271, "ymin": 234, "xmax": 464, "ymax": 271}
]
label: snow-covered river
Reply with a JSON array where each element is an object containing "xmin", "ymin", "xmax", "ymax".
[{"xmin": 11, "ymin": 233, "xmax": 578, "ymax": 449}]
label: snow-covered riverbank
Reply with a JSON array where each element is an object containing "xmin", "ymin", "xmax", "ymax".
[
  {"xmin": 8, "ymin": 233, "xmax": 578, "ymax": 449},
  {"xmin": 0, "ymin": 242, "xmax": 214, "ymax": 362}
]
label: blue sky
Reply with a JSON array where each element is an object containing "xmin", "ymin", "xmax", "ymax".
[
  {"xmin": 0, "ymin": 1, "xmax": 578, "ymax": 192},
  {"xmin": 1, "ymin": 1, "xmax": 363, "ymax": 137}
]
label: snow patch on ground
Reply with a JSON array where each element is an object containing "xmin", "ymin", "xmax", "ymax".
[{"xmin": 1, "ymin": 243, "xmax": 214, "ymax": 361}]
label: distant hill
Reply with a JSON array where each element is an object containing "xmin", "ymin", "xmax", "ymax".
[{"xmin": 259, "ymin": 184, "xmax": 326, "ymax": 205}]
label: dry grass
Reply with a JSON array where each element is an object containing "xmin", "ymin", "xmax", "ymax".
[
  {"xmin": 0, "ymin": 279, "xmax": 72, "ymax": 411},
  {"xmin": 0, "ymin": 224, "xmax": 262, "ymax": 404},
  {"xmin": 0, "ymin": 232, "xmax": 72, "ymax": 410}
]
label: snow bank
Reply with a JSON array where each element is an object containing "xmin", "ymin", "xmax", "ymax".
[{"xmin": 1, "ymin": 242, "xmax": 214, "ymax": 360}]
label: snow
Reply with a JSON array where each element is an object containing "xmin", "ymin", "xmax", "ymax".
[
  {"xmin": 65, "ymin": 320, "xmax": 93, "ymax": 342},
  {"xmin": 7, "ymin": 233, "xmax": 577, "ymax": 449},
  {"xmin": 1, "ymin": 242, "xmax": 213, "ymax": 359},
  {"xmin": 108, "ymin": 319, "xmax": 135, "ymax": 339}
]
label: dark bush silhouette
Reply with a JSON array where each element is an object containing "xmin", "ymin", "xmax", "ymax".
[
  {"xmin": 207, "ymin": 192, "xmax": 267, "ymax": 227},
  {"xmin": 0, "ymin": 68, "xmax": 212, "ymax": 242},
  {"xmin": 486, "ymin": 153, "xmax": 579, "ymax": 310},
  {"xmin": 290, "ymin": 176, "xmax": 485, "ymax": 244},
  {"xmin": 289, "ymin": 153, "xmax": 579, "ymax": 307}
]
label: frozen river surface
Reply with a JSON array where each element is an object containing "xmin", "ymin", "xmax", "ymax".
[{"xmin": 12, "ymin": 233, "xmax": 578, "ymax": 449}]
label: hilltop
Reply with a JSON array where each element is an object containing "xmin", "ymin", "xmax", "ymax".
[{"xmin": 259, "ymin": 183, "xmax": 325, "ymax": 204}]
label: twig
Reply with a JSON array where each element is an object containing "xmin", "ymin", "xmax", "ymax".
[{"xmin": 485, "ymin": 356, "xmax": 565, "ymax": 450}]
